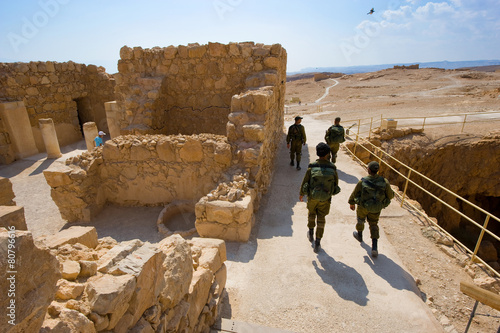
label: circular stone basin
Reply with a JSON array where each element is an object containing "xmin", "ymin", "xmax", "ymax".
[{"xmin": 157, "ymin": 201, "xmax": 197, "ymax": 238}]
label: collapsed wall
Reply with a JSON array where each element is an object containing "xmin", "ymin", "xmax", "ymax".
[{"xmin": 0, "ymin": 61, "xmax": 115, "ymax": 163}]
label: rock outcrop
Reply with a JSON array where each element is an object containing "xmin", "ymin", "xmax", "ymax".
[
  {"xmin": 34, "ymin": 226, "xmax": 226, "ymax": 332},
  {"xmin": 0, "ymin": 228, "xmax": 61, "ymax": 332}
]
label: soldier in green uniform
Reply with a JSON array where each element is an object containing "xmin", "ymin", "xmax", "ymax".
[
  {"xmin": 300, "ymin": 143, "xmax": 340, "ymax": 253},
  {"xmin": 348, "ymin": 161, "xmax": 394, "ymax": 257},
  {"xmin": 287, "ymin": 116, "xmax": 306, "ymax": 170},
  {"xmin": 324, "ymin": 117, "xmax": 345, "ymax": 164}
]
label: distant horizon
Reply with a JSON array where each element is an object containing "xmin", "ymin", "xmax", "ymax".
[
  {"xmin": 1, "ymin": 1, "xmax": 499, "ymax": 74},
  {"xmin": 1, "ymin": 55, "xmax": 499, "ymax": 76}
]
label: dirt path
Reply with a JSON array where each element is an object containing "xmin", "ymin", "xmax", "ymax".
[{"xmin": 221, "ymin": 115, "xmax": 443, "ymax": 332}]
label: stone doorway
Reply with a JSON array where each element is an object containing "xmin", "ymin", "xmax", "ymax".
[{"xmin": 74, "ymin": 96, "xmax": 92, "ymax": 135}]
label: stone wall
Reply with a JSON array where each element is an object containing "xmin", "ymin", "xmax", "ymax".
[
  {"xmin": 114, "ymin": 42, "xmax": 286, "ymax": 136},
  {"xmin": 0, "ymin": 61, "xmax": 115, "ymax": 162},
  {"xmin": 44, "ymin": 134, "xmax": 233, "ymax": 222}
]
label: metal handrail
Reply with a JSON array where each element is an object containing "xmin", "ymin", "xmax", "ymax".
[{"xmin": 343, "ymin": 133, "xmax": 500, "ymax": 278}]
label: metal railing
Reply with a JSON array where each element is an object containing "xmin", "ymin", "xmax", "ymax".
[
  {"xmin": 343, "ymin": 133, "xmax": 500, "ymax": 278},
  {"xmin": 338, "ymin": 111, "xmax": 500, "ymax": 139}
]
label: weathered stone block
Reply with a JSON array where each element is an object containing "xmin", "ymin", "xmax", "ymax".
[
  {"xmin": 0, "ymin": 205, "xmax": 27, "ymax": 230},
  {"xmin": 42, "ymin": 226, "xmax": 98, "ymax": 249},
  {"xmin": 0, "ymin": 229, "xmax": 60, "ymax": 333},
  {"xmin": 187, "ymin": 268, "xmax": 213, "ymax": 329},
  {"xmin": 243, "ymin": 124, "xmax": 265, "ymax": 142},
  {"xmin": 214, "ymin": 142, "xmax": 232, "ymax": 166},
  {"xmin": 0, "ymin": 177, "xmax": 15, "ymax": 206},
  {"xmin": 56, "ymin": 279, "xmax": 85, "ymax": 300},
  {"xmin": 157, "ymin": 235, "xmax": 193, "ymax": 310},
  {"xmin": 179, "ymin": 139, "xmax": 203, "ymax": 162},
  {"xmin": 79, "ymin": 260, "xmax": 98, "ymax": 277},
  {"xmin": 157, "ymin": 139, "xmax": 176, "ymax": 162},
  {"xmin": 97, "ymin": 239, "xmax": 143, "ymax": 273},
  {"xmin": 61, "ymin": 260, "xmax": 81, "ymax": 281},
  {"xmin": 86, "ymin": 273, "xmax": 136, "ymax": 315},
  {"xmin": 130, "ymin": 143, "xmax": 152, "ymax": 160}
]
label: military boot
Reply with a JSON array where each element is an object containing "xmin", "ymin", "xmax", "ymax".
[
  {"xmin": 290, "ymin": 160, "xmax": 294, "ymax": 166},
  {"xmin": 296, "ymin": 162, "xmax": 301, "ymax": 171},
  {"xmin": 353, "ymin": 231, "xmax": 363, "ymax": 243},
  {"xmin": 313, "ymin": 239, "xmax": 321, "ymax": 253},
  {"xmin": 307, "ymin": 229, "xmax": 314, "ymax": 243},
  {"xmin": 371, "ymin": 238, "xmax": 378, "ymax": 257}
]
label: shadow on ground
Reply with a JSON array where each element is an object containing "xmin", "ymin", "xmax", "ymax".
[
  {"xmin": 361, "ymin": 242, "xmax": 421, "ymax": 297},
  {"xmin": 64, "ymin": 204, "xmax": 165, "ymax": 243},
  {"xmin": 313, "ymin": 250, "xmax": 369, "ymax": 306}
]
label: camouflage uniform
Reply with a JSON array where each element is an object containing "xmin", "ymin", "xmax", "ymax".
[
  {"xmin": 324, "ymin": 124, "xmax": 345, "ymax": 163},
  {"xmin": 300, "ymin": 159, "xmax": 339, "ymax": 240},
  {"xmin": 287, "ymin": 123, "xmax": 306, "ymax": 166},
  {"xmin": 348, "ymin": 174, "xmax": 394, "ymax": 239}
]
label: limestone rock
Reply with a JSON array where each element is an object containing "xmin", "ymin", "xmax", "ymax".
[
  {"xmin": 79, "ymin": 260, "xmax": 98, "ymax": 277},
  {"xmin": 0, "ymin": 177, "xmax": 15, "ymax": 205},
  {"xmin": 187, "ymin": 268, "xmax": 213, "ymax": 330},
  {"xmin": 40, "ymin": 308, "xmax": 96, "ymax": 333},
  {"xmin": 56, "ymin": 279, "xmax": 85, "ymax": 300},
  {"xmin": 42, "ymin": 226, "xmax": 98, "ymax": 249},
  {"xmin": 61, "ymin": 260, "xmax": 81, "ymax": 281},
  {"xmin": 86, "ymin": 273, "xmax": 137, "ymax": 315},
  {"xmin": 0, "ymin": 205, "xmax": 27, "ymax": 230},
  {"xmin": 179, "ymin": 139, "xmax": 203, "ymax": 162},
  {"xmin": 189, "ymin": 238, "xmax": 227, "ymax": 274},
  {"xmin": 97, "ymin": 239, "xmax": 143, "ymax": 273},
  {"xmin": 0, "ymin": 229, "xmax": 60, "ymax": 333},
  {"xmin": 157, "ymin": 235, "xmax": 193, "ymax": 310}
]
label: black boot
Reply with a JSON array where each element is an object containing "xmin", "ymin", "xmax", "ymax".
[
  {"xmin": 371, "ymin": 238, "xmax": 378, "ymax": 257},
  {"xmin": 353, "ymin": 231, "xmax": 363, "ymax": 243},
  {"xmin": 296, "ymin": 162, "xmax": 301, "ymax": 170},
  {"xmin": 290, "ymin": 160, "xmax": 294, "ymax": 166},
  {"xmin": 307, "ymin": 229, "xmax": 314, "ymax": 243},
  {"xmin": 313, "ymin": 239, "xmax": 321, "ymax": 253}
]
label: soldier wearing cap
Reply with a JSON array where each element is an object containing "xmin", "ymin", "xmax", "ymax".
[
  {"xmin": 348, "ymin": 161, "xmax": 394, "ymax": 257},
  {"xmin": 286, "ymin": 116, "xmax": 306, "ymax": 170},
  {"xmin": 300, "ymin": 142, "xmax": 340, "ymax": 253}
]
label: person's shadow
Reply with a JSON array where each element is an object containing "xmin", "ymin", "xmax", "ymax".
[
  {"xmin": 361, "ymin": 243, "xmax": 422, "ymax": 297},
  {"xmin": 313, "ymin": 250, "xmax": 369, "ymax": 306}
]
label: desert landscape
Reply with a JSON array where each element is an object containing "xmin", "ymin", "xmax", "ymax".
[{"xmin": 1, "ymin": 49, "xmax": 499, "ymax": 333}]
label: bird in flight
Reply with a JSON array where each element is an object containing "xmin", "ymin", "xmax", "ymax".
[{"xmin": 367, "ymin": 8, "xmax": 375, "ymax": 15}]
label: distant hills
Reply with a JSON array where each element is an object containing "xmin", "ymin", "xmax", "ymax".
[{"xmin": 289, "ymin": 60, "xmax": 500, "ymax": 75}]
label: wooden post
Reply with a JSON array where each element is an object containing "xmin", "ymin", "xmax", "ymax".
[
  {"xmin": 460, "ymin": 281, "xmax": 500, "ymax": 311},
  {"xmin": 470, "ymin": 215, "xmax": 491, "ymax": 264},
  {"xmin": 461, "ymin": 114, "xmax": 468, "ymax": 133},
  {"xmin": 369, "ymin": 117, "xmax": 373, "ymax": 139},
  {"xmin": 401, "ymin": 169, "xmax": 412, "ymax": 207}
]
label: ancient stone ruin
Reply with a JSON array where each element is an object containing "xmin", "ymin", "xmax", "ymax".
[
  {"xmin": 44, "ymin": 42, "xmax": 287, "ymax": 243},
  {"xmin": 0, "ymin": 62, "xmax": 115, "ymax": 164}
]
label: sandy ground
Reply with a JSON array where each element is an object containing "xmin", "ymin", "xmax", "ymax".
[{"xmin": 1, "ymin": 67, "xmax": 499, "ymax": 332}]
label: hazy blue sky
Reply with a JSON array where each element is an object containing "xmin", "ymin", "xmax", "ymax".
[{"xmin": 1, "ymin": 0, "xmax": 499, "ymax": 73}]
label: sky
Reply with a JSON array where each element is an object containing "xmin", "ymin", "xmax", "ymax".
[{"xmin": 0, "ymin": 0, "xmax": 499, "ymax": 73}]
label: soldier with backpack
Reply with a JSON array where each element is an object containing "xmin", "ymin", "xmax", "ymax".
[
  {"xmin": 324, "ymin": 117, "xmax": 345, "ymax": 164},
  {"xmin": 300, "ymin": 142, "xmax": 341, "ymax": 253},
  {"xmin": 287, "ymin": 116, "xmax": 307, "ymax": 170},
  {"xmin": 348, "ymin": 161, "xmax": 394, "ymax": 257}
]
